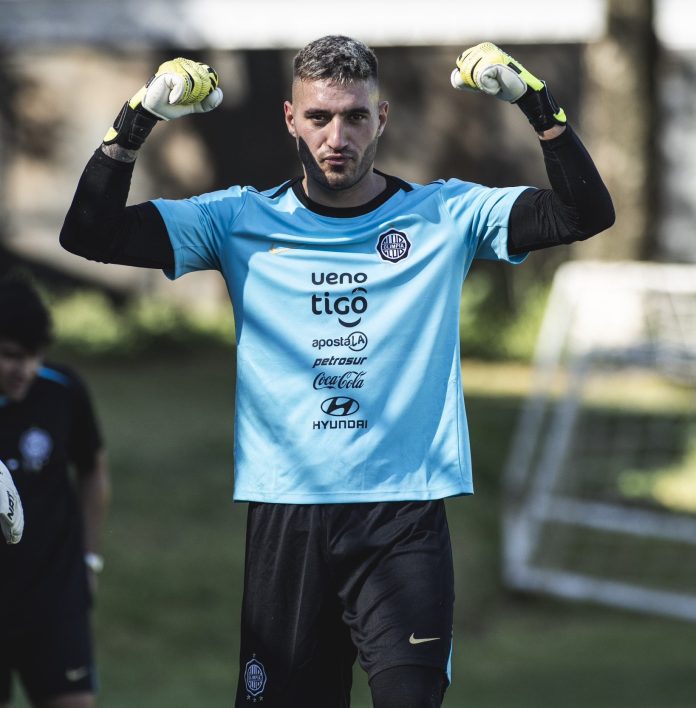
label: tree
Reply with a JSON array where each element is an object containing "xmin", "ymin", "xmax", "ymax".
[{"xmin": 580, "ymin": 0, "xmax": 658, "ymax": 260}]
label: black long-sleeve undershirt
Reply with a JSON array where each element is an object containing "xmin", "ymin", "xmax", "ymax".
[
  {"xmin": 59, "ymin": 124, "xmax": 614, "ymax": 269},
  {"xmin": 507, "ymin": 125, "xmax": 614, "ymax": 254},
  {"xmin": 60, "ymin": 151, "xmax": 174, "ymax": 269}
]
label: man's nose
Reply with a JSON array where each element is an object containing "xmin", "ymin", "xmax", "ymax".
[{"xmin": 327, "ymin": 117, "xmax": 348, "ymax": 150}]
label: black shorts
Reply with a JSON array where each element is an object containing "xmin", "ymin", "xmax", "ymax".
[
  {"xmin": 0, "ymin": 608, "xmax": 96, "ymax": 704},
  {"xmin": 235, "ymin": 500, "xmax": 454, "ymax": 707}
]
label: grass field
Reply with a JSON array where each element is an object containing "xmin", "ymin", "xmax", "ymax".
[{"xmin": 12, "ymin": 347, "xmax": 696, "ymax": 707}]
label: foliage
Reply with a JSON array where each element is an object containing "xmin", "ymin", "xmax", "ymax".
[
  {"xmin": 48, "ymin": 289, "xmax": 235, "ymax": 356},
  {"xmin": 459, "ymin": 270, "xmax": 549, "ymax": 361},
  {"xmin": 46, "ymin": 277, "xmax": 547, "ymax": 362}
]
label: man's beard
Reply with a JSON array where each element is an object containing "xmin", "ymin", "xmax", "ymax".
[{"xmin": 297, "ymin": 136, "xmax": 379, "ymax": 192}]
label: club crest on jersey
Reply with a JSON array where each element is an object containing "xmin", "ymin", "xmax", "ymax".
[
  {"xmin": 19, "ymin": 427, "xmax": 53, "ymax": 472},
  {"xmin": 244, "ymin": 656, "xmax": 267, "ymax": 699},
  {"xmin": 377, "ymin": 229, "xmax": 411, "ymax": 263}
]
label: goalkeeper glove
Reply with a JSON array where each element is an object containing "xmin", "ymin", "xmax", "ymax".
[
  {"xmin": 103, "ymin": 57, "xmax": 223, "ymax": 150},
  {"xmin": 451, "ymin": 42, "xmax": 566, "ymax": 133},
  {"xmin": 0, "ymin": 460, "xmax": 23, "ymax": 545}
]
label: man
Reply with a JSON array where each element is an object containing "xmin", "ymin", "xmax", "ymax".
[
  {"xmin": 60, "ymin": 38, "xmax": 613, "ymax": 707},
  {"xmin": 0, "ymin": 278, "xmax": 110, "ymax": 708}
]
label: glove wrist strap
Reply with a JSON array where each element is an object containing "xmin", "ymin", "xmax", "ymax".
[
  {"xmin": 514, "ymin": 83, "xmax": 567, "ymax": 133},
  {"xmin": 103, "ymin": 102, "xmax": 160, "ymax": 150}
]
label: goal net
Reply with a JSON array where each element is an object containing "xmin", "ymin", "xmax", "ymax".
[{"xmin": 502, "ymin": 261, "xmax": 696, "ymax": 620}]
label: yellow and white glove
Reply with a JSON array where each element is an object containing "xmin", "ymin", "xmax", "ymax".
[
  {"xmin": 104, "ymin": 58, "xmax": 223, "ymax": 150},
  {"xmin": 0, "ymin": 460, "xmax": 23, "ymax": 545},
  {"xmin": 451, "ymin": 42, "xmax": 566, "ymax": 133}
]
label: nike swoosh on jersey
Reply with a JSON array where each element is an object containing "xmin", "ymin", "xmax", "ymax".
[
  {"xmin": 409, "ymin": 633, "xmax": 440, "ymax": 645},
  {"xmin": 65, "ymin": 666, "xmax": 90, "ymax": 682},
  {"xmin": 268, "ymin": 244, "xmax": 299, "ymax": 255}
]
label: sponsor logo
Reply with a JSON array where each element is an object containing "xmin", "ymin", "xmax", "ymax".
[
  {"xmin": 6, "ymin": 491, "xmax": 14, "ymax": 520},
  {"xmin": 313, "ymin": 371, "xmax": 366, "ymax": 390},
  {"xmin": 315, "ymin": 397, "xmax": 368, "ymax": 430},
  {"xmin": 377, "ymin": 229, "xmax": 411, "ymax": 263},
  {"xmin": 313, "ymin": 419, "xmax": 368, "ymax": 430},
  {"xmin": 320, "ymin": 396, "xmax": 360, "ymax": 417},
  {"xmin": 312, "ymin": 271, "xmax": 367, "ymax": 285},
  {"xmin": 244, "ymin": 656, "xmax": 267, "ymax": 698},
  {"xmin": 312, "ymin": 331, "xmax": 368, "ymax": 352},
  {"xmin": 312, "ymin": 356, "xmax": 367, "ymax": 368},
  {"xmin": 408, "ymin": 634, "xmax": 440, "ymax": 645},
  {"xmin": 311, "ymin": 272, "xmax": 369, "ymax": 329},
  {"xmin": 311, "ymin": 288, "xmax": 367, "ymax": 328},
  {"xmin": 19, "ymin": 427, "xmax": 53, "ymax": 472}
]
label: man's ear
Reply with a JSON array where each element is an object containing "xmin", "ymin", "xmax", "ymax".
[
  {"xmin": 284, "ymin": 101, "xmax": 297, "ymax": 138},
  {"xmin": 377, "ymin": 100, "xmax": 389, "ymax": 137}
]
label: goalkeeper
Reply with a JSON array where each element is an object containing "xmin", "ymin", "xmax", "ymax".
[
  {"xmin": 60, "ymin": 39, "xmax": 613, "ymax": 707},
  {"xmin": 0, "ymin": 277, "xmax": 110, "ymax": 708}
]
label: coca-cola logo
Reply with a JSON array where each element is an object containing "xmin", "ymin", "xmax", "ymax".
[{"xmin": 313, "ymin": 371, "xmax": 366, "ymax": 390}]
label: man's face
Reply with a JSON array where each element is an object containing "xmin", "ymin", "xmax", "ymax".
[
  {"xmin": 284, "ymin": 78, "xmax": 389, "ymax": 193},
  {"xmin": 0, "ymin": 340, "xmax": 42, "ymax": 401}
]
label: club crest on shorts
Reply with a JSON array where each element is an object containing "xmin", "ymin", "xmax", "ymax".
[
  {"xmin": 244, "ymin": 655, "xmax": 267, "ymax": 700},
  {"xmin": 377, "ymin": 229, "xmax": 411, "ymax": 263}
]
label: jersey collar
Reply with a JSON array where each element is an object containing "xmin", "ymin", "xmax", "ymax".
[{"xmin": 289, "ymin": 170, "xmax": 412, "ymax": 218}]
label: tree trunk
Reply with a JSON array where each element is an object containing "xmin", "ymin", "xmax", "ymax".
[{"xmin": 579, "ymin": 0, "xmax": 658, "ymax": 260}]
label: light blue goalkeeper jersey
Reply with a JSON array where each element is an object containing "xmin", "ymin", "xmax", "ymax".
[{"xmin": 153, "ymin": 173, "xmax": 527, "ymax": 503}]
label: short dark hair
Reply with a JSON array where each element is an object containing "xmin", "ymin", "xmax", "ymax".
[
  {"xmin": 0, "ymin": 276, "xmax": 53, "ymax": 352},
  {"xmin": 293, "ymin": 35, "xmax": 378, "ymax": 84}
]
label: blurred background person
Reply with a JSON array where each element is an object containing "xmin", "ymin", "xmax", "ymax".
[{"xmin": 0, "ymin": 276, "xmax": 110, "ymax": 708}]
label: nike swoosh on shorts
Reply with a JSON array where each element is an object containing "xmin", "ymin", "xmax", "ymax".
[{"xmin": 409, "ymin": 633, "xmax": 440, "ymax": 645}]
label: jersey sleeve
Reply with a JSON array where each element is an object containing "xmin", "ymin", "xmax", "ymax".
[
  {"xmin": 151, "ymin": 186, "xmax": 248, "ymax": 279},
  {"xmin": 440, "ymin": 179, "xmax": 530, "ymax": 263},
  {"xmin": 66, "ymin": 370, "xmax": 103, "ymax": 472}
]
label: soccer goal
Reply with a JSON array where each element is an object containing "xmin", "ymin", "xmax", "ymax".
[{"xmin": 502, "ymin": 260, "xmax": 696, "ymax": 621}]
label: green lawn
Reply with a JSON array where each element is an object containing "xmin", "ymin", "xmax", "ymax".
[{"xmin": 12, "ymin": 348, "xmax": 696, "ymax": 707}]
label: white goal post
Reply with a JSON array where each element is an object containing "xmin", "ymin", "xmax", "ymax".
[{"xmin": 502, "ymin": 261, "xmax": 696, "ymax": 621}]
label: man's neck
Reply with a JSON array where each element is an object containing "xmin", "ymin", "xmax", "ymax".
[{"xmin": 302, "ymin": 169, "xmax": 386, "ymax": 209}]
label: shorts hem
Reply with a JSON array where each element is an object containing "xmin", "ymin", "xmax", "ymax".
[{"xmin": 366, "ymin": 658, "xmax": 450, "ymax": 684}]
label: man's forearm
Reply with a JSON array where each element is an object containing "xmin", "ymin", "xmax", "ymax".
[
  {"xmin": 59, "ymin": 147, "xmax": 174, "ymax": 269},
  {"xmin": 77, "ymin": 449, "xmax": 110, "ymax": 556},
  {"xmin": 508, "ymin": 125, "xmax": 615, "ymax": 254},
  {"xmin": 60, "ymin": 56, "xmax": 222, "ymax": 269},
  {"xmin": 448, "ymin": 43, "xmax": 614, "ymax": 252}
]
